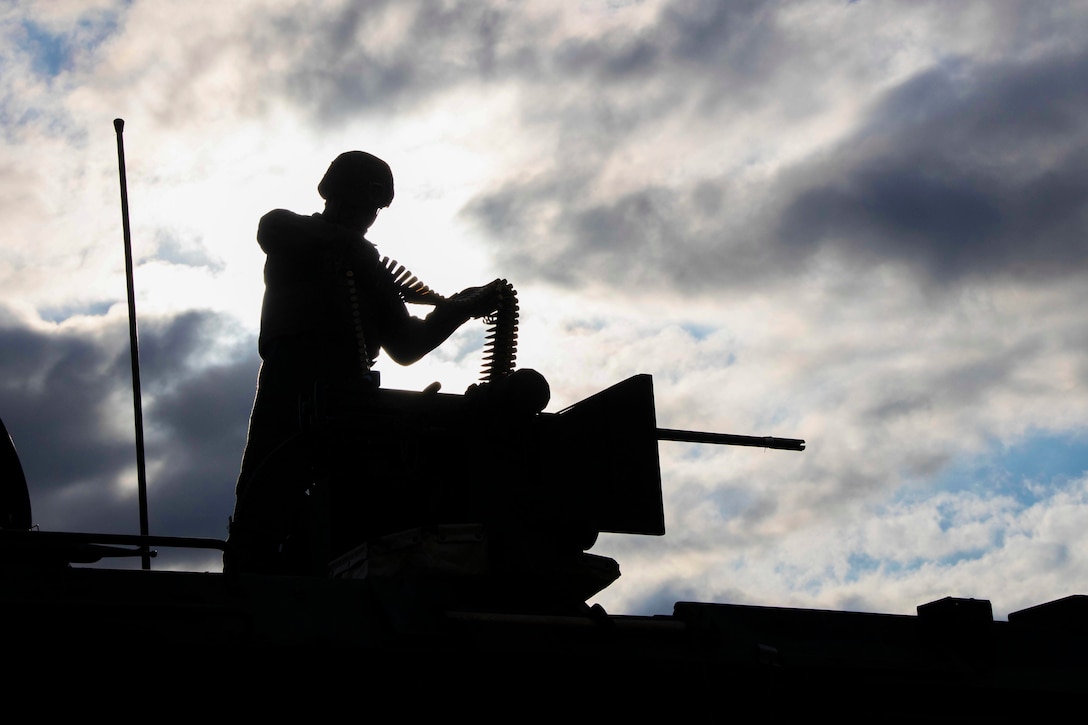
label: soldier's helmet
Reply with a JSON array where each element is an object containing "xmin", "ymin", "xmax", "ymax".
[{"xmin": 318, "ymin": 151, "xmax": 394, "ymax": 208}]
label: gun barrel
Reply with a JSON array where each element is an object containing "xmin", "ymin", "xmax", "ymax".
[{"xmin": 656, "ymin": 428, "xmax": 805, "ymax": 451}]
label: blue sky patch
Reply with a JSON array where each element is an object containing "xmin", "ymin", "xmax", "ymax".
[
  {"xmin": 39, "ymin": 300, "xmax": 115, "ymax": 323},
  {"xmin": 925, "ymin": 431, "xmax": 1088, "ymax": 507},
  {"xmin": 20, "ymin": 21, "xmax": 71, "ymax": 77},
  {"xmin": 680, "ymin": 322, "xmax": 716, "ymax": 341},
  {"xmin": 17, "ymin": 12, "xmax": 122, "ymax": 79},
  {"xmin": 845, "ymin": 552, "xmax": 880, "ymax": 582}
]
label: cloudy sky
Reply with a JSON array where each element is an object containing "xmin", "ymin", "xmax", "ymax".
[{"xmin": 2, "ymin": 0, "xmax": 1087, "ymax": 619}]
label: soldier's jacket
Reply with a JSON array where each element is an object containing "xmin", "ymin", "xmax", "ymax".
[{"xmin": 257, "ymin": 208, "xmax": 402, "ymax": 379}]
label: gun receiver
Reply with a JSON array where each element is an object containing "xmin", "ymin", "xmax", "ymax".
[{"xmin": 657, "ymin": 428, "xmax": 805, "ymax": 451}]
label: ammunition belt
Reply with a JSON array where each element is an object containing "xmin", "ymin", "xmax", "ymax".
[{"xmin": 379, "ymin": 256, "xmax": 518, "ymax": 384}]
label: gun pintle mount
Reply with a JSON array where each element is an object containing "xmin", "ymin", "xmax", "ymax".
[{"xmin": 380, "ymin": 256, "xmax": 519, "ymax": 384}]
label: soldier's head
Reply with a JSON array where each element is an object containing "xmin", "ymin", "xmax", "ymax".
[{"xmin": 318, "ymin": 151, "xmax": 394, "ymax": 232}]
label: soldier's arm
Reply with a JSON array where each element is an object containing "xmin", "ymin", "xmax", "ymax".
[{"xmin": 378, "ymin": 281, "xmax": 505, "ymax": 366}]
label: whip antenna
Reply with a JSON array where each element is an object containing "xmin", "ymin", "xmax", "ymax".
[{"xmin": 113, "ymin": 118, "xmax": 151, "ymax": 570}]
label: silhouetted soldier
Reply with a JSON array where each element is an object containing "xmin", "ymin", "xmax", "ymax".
[{"xmin": 227, "ymin": 151, "xmax": 502, "ymax": 574}]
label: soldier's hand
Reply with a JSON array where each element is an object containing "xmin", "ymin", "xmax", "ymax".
[{"xmin": 449, "ymin": 279, "xmax": 506, "ymax": 319}]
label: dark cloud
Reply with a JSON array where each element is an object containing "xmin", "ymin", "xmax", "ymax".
[
  {"xmin": 554, "ymin": 32, "xmax": 661, "ymax": 83},
  {"xmin": 467, "ymin": 171, "xmax": 785, "ymax": 296},
  {"xmin": 0, "ymin": 308, "xmax": 257, "ymax": 541},
  {"xmin": 780, "ymin": 163, "xmax": 1004, "ymax": 270},
  {"xmin": 144, "ymin": 360, "xmax": 255, "ymax": 540},
  {"xmin": 659, "ymin": 0, "xmax": 780, "ymax": 103},
  {"xmin": 253, "ymin": 0, "xmax": 784, "ymax": 136},
  {"xmin": 551, "ymin": 0, "xmax": 776, "ymax": 95},
  {"xmin": 467, "ymin": 44, "xmax": 1088, "ymax": 296},
  {"xmin": 260, "ymin": 1, "xmax": 524, "ymax": 124},
  {"xmin": 778, "ymin": 52, "xmax": 1088, "ymax": 285},
  {"xmin": 0, "ymin": 322, "xmax": 133, "ymax": 495}
]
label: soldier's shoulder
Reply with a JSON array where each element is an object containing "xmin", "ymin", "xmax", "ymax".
[
  {"xmin": 257, "ymin": 209, "xmax": 335, "ymax": 249},
  {"xmin": 258, "ymin": 208, "xmax": 318, "ymax": 229}
]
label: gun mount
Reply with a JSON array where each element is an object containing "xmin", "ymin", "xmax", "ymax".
[{"xmin": 225, "ymin": 372, "xmax": 801, "ymax": 613}]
